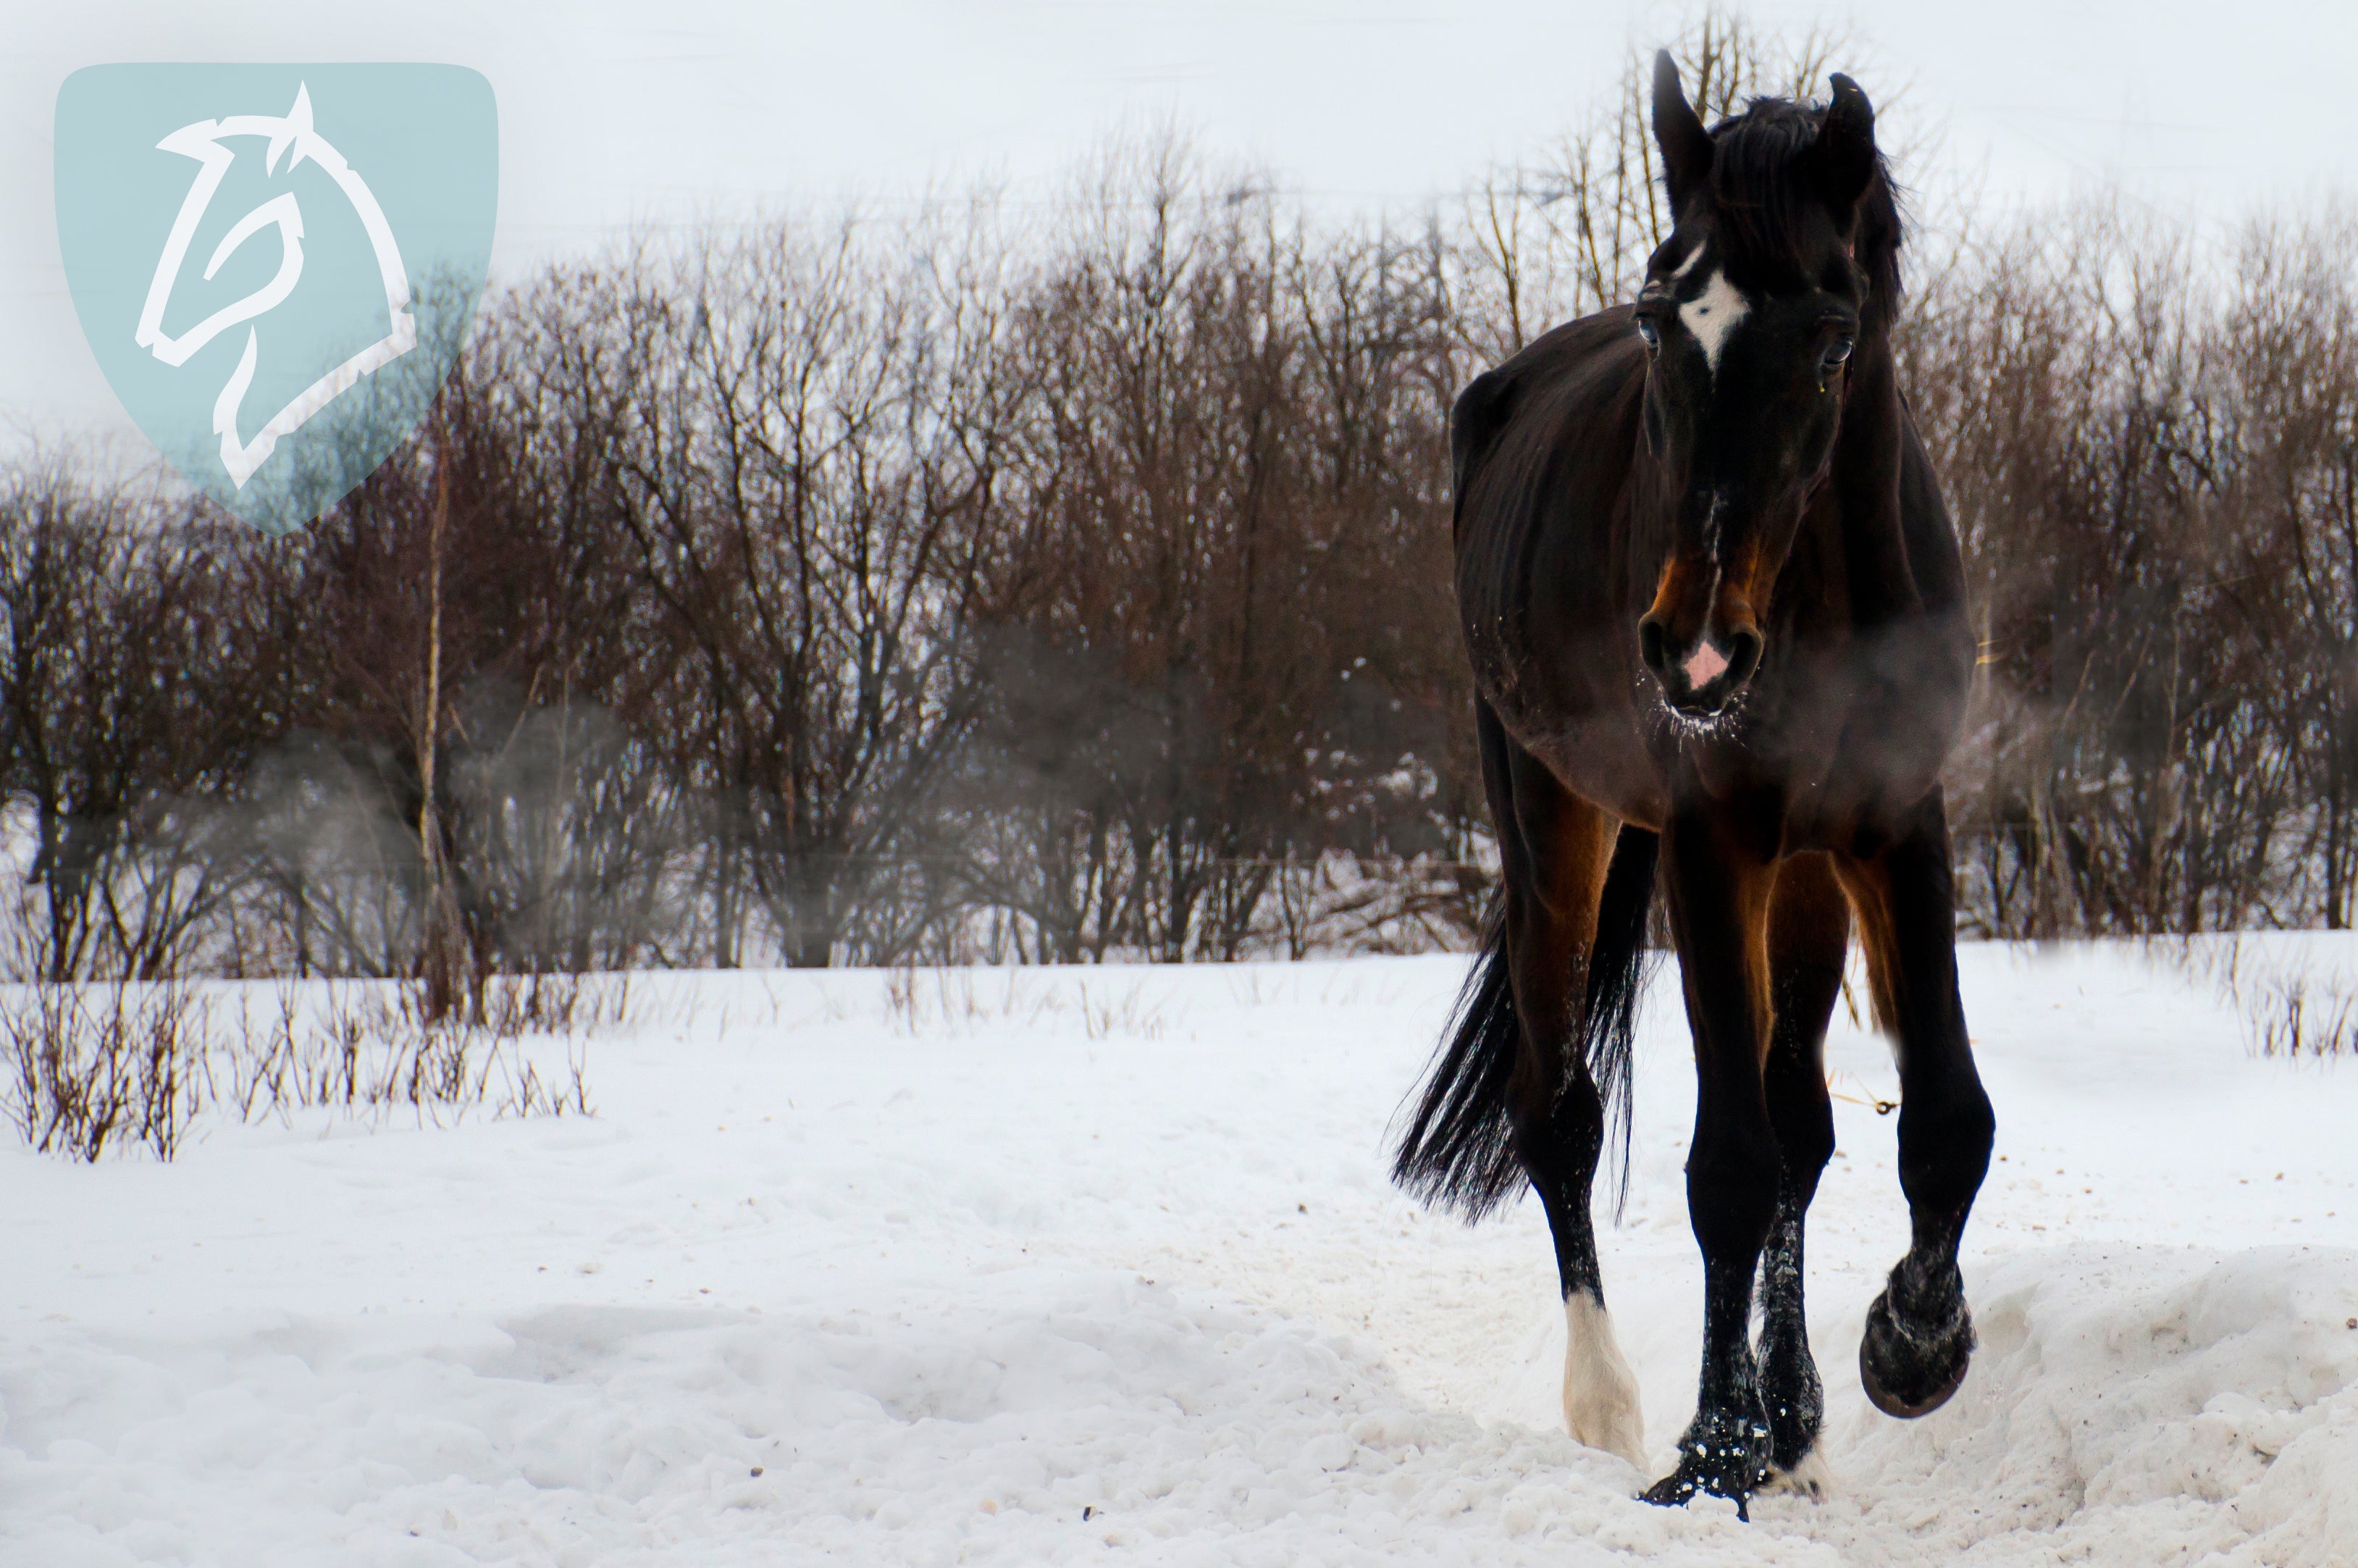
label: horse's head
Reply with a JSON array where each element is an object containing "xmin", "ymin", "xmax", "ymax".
[{"xmin": 1631, "ymin": 54, "xmax": 1897, "ymax": 721}]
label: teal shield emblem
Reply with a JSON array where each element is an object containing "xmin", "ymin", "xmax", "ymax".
[{"xmin": 56, "ymin": 65, "xmax": 497, "ymax": 534}]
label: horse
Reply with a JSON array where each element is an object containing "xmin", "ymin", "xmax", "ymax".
[{"xmin": 1392, "ymin": 54, "xmax": 1994, "ymax": 1515}]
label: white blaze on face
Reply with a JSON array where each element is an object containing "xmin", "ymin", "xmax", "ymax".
[
  {"xmin": 1679, "ymin": 268, "xmax": 1751, "ymax": 375},
  {"xmin": 1561, "ymin": 1289, "xmax": 1648, "ymax": 1467}
]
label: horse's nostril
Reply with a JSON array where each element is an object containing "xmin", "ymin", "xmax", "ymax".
[
  {"xmin": 1726, "ymin": 629, "xmax": 1763, "ymax": 687},
  {"xmin": 1638, "ymin": 618, "xmax": 1667, "ymax": 676}
]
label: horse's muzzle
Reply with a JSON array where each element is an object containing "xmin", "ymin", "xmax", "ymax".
[{"xmin": 1639, "ymin": 613, "xmax": 1762, "ymax": 716}]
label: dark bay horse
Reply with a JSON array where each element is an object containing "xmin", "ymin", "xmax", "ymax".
[{"xmin": 1393, "ymin": 55, "xmax": 1994, "ymax": 1514}]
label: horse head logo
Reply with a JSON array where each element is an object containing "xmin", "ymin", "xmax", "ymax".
[
  {"xmin": 58, "ymin": 64, "xmax": 495, "ymax": 532},
  {"xmin": 133, "ymin": 83, "xmax": 418, "ymax": 489}
]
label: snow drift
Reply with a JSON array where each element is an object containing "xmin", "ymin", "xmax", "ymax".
[{"xmin": 5, "ymin": 942, "xmax": 2357, "ymax": 1564}]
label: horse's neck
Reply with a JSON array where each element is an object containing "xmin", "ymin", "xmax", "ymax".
[{"xmin": 1825, "ymin": 342, "xmax": 1918, "ymax": 624}]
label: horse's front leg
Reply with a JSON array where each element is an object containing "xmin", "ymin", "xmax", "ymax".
[
  {"xmin": 1837, "ymin": 789, "xmax": 1995, "ymax": 1421},
  {"xmin": 1642, "ymin": 805, "xmax": 1779, "ymax": 1516},
  {"xmin": 1755, "ymin": 853, "xmax": 1848, "ymax": 1490}
]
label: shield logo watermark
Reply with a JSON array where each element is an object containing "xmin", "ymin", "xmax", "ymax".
[{"xmin": 56, "ymin": 64, "xmax": 497, "ymax": 535}]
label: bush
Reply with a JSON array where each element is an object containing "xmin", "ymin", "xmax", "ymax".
[{"xmin": 1, "ymin": 978, "xmax": 207, "ymax": 1160}]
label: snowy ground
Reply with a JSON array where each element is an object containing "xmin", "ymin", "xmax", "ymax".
[{"xmin": 7, "ymin": 939, "xmax": 2358, "ymax": 1566}]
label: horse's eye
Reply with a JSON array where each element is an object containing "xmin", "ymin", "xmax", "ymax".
[
  {"xmin": 1635, "ymin": 316, "xmax": 1660, "ymax": 351},
  {"xmin": 1824, "ymin": 336, "xmax": 1855, "ymax": 367}
]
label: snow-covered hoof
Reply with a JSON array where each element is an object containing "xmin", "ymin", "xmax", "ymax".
[
  {"xmin": 1858, "ymin": 1277, "xmax": 1973, "ymax": 1419},
  {"xmin": 1640, "ymin": 1408, "xmax": 1770, "ymax": 1519}
]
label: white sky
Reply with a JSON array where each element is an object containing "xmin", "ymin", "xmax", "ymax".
[{"xmin": 6, "ymin": 0, "xmax": 2355, "ymax": 449}]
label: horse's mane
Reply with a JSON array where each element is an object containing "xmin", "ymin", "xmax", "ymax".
[{"xmin": 1703, "ymin": 96, "xmax": 1905, "ymax": 333}]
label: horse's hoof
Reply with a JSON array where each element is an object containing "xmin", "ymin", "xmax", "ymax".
[
  {"xmin": 1640, "ymin": 1410, "xmax": 1770, "ymax": 1520},
  {"xmin": 1858, "ymin": 1286, "xmax": 1973, "ymax": 1418},
  {"xmin": 1758, "ymin": 1447, "xmax": 1834, "ymax": 1501}
]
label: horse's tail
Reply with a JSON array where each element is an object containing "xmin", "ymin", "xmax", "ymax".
[
  {"xmin": 1390, "ymin": 896, "xmax": 1524, "ymax": 1220},
  {"xmin": 1390, "ymin": 826, "xmax": 1659, "ymax": 1222}
]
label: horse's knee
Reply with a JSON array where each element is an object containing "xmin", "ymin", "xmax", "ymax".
[
  {"xmin": 1685, "ymin": 1114, "xmax": 1781, "ymax": 1259},
  {"xmin": 1764, "ymin": 1061, "xmax": 1835, "ymax": 1186},
  {"xmin": 1897, "ymin": 1069, "xmax": 1993, "ymax": 1217},
  {"xmin": 1784, "ymin": 1110, "xmax": 1836, "ymax": 1191}
]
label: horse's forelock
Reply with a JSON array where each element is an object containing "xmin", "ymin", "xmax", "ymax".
[{"xmin": 1701, "ymin": 96, "xmax": 1905, "ymax": 330}]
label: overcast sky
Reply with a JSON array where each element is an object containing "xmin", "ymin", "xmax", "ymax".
[{"xmin": 7, "ymin": 0, "xmax": 2356, "ymax": 450}]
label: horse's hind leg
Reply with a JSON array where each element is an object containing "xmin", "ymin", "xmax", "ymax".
[
  {"xmin": 1482, "ymin": 705, "xmax": 1647, "ymax": 1467},
  {"xmin": 1836, "ymin": 790, "xmax": 1995, "ymax": 1422},
  {"xmin": 1757, "ymin": 853, "xmax": 1847, "ymax": 1490}
]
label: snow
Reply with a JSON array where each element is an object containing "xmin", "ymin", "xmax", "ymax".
[{"xmin": 6, "ymin": 940, "xmax": 2358, "ymax": 1565}]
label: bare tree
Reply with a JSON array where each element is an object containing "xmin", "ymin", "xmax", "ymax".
[
  {"xmin": 573, "ymin": 211, "xmax": 1018, "ymax": 966},
  {"xmin": 0, "ymin": 460, "xmax": 256, "ymax": 978}
]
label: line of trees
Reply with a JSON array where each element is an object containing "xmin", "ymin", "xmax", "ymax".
[
  {"xmin": 8, "ymin": 17, "xmax": 2358, "ymax": 981},
  {"xmin": 1907, "ymin": 207, "xmax": 2358, "ymax": 935},
  {"xmin": 2, "ymin": 135, "xmax": 1484, "ymax": 981}
]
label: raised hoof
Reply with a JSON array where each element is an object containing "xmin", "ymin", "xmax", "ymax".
[
  {"xmin": 1640, "ymin": 1412, "xmax": 1770, "ymax": 1521},
  {"xmin": 1858, "ymin": 1285, "xmax": 1973, "ymax": 1419}
]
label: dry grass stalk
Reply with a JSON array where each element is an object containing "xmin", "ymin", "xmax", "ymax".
[{"xmin": 1, "ymin": 978, "xmax": 207, "ymax": 1160}]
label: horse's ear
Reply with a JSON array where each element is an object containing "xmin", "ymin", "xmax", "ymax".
[
  {"xmin": 1808, "ymin": 72, "xmax": 1878, "ymax": 214},
  {"xmin": 1650, "ymin": 51, "xmax": 1713, "ymax": 211}
]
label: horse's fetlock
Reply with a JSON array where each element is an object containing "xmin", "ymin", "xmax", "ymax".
[{"xmin": 1888, "ymin": 1252, "xmax": 1965, "ymax": 1325}]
